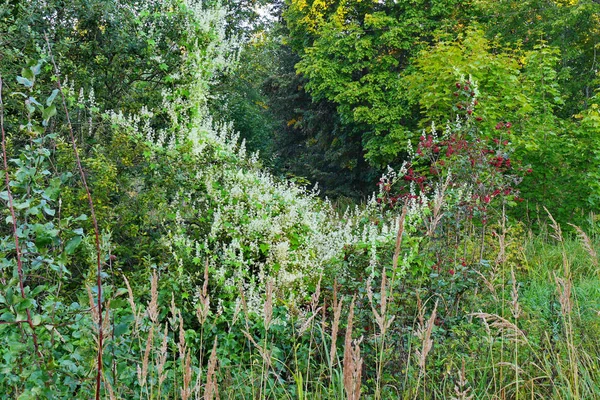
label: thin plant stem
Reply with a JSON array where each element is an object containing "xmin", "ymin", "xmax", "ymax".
[
  {"xmin": 45, "ymin": 35, "xmax": 105, "ymax": 400},
  {"xmin": 374, "ymin": 203, "xmax": 407, "ymax": 399}
]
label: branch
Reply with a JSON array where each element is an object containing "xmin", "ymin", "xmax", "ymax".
[{"xmin": 45, "ymin": 35, "xmax": 105, "ymax": 400}]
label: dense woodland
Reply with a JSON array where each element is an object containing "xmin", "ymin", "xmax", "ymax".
[{"xmin": 2, "ymin": 0, "xmax": 600, "ymax": 398}]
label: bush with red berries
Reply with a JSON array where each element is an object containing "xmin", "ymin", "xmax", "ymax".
[
  {"xmin": 376, "ymin": 79, "xmax": 532, "ymax": 305},
  {"xmin": 380, "ymin": 79, "xmax": 531, "ymax": 226}
]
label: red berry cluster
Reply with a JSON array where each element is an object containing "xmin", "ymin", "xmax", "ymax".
[
  {"xmin": 453, "ymin": 81, "xmax": 478, "ymax": 118},
  {"xmin": 431, "ymin": 255, "xmax": 470, "ymax": 276}
]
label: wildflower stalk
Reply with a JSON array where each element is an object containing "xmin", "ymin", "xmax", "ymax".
[
  {"xmin": 298, "ymin": 275, "xmax": 321, "ymax": 396},
  {"xmin": 414, "ymin": 296, "xmax": 438, "ymax": 398},
  {"xmin": 369, "ymin": 203, "xmax": 406, "ymax": 399},
  {"xmin": 343, "ymin": 296, "xmax": 362, "ymax": 400},
  {"xmin": 261, "ymin": 279, "xmax": 273, "ymax": 399},
  {"xmin": 196, "ymin": 260, "xmax": 211, "ymax": 392},
  {"xmin": 329, "ymin": 280, "xmax": 343, "ymax": 373},
  {"xmin": 510, "ymin": 268, "xmax": 520, "ymax": 399},
  {"xmin": 546, "ymin": 207, "xmax": 579, "ymax": 398},
  {"xmin": 204, "ymin": 337, "xmax": 219, "ymax": 400}
]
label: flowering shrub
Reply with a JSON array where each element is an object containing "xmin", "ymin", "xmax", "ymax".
[
  {"xmin": 371, "ymin": 80, "xmax": 532, "ymax": 324},
  {"xmin": 379, "ymin": 78, "xmax": 529, "ymax": 225},
  {"xmin": 121, "ymin": 111, "xmax": 409, "ymax": 315}
]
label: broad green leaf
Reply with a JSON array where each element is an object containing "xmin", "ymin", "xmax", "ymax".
[
  {"xmin": 43, "ymin": 206, "xmax": 55, "ymax": 216},
  {"xmin": 65, "ymin": 236, "xmax": 82, "ymax": 254},
  {"xmin": 0, "ymin": 312, "xmax": 15, "ymax": 322},
  {"xmin": 75, "ymin": 214, "xmax": 88, "ymax": 221},
  {"xmin": 113, "ymin": 322, "xmax": 129, "ymax": 337},
  {"xmin": 42, "ymin": 105, "xmax": 57, "ymax": 121},
  {"xmin": 21, "ymin": 67, "xmax": 34, "ymax": 81},
  {"xmin": 46, "ymin": 89, "xmax": 59, "ymax": 106},
  {"xmin": 16, "ymin": 76, "xmax": 33, "ymax": 88}
]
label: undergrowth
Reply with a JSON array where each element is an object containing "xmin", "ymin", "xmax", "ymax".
[{"xmin": 1, "ymin": 7, "xmax": 600, "ymax": 399}]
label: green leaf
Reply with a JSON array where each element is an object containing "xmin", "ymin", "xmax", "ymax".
[
  {"xmin": 16, "ymin": 76, "xmax": 33, "ymax": 88},
  {"xmin": 259, "ymin": 243, "xmax": 270, "ymax": 254},
  {"xmin": 30, "ymin": 62, "xmax": 42, "ymax": 76},
  {"xmin": 46, "ymin": 89, "xmax": 59, "ymax": 106},
  {"xmin": 43, "ymin": 206, "xmax": 56, "ymax": 216},
  {"xmin": 65, "ymin": 236, "xmax": 82, "ymax": 254},
  {"xmin": 31, "ymin": 285, "xmax": 46, "ymax": 296},
  {"xmin": 32, "ymin": 125, "xmax": 45, "ymax": 136},
  {"xmin": 0, "ymin": 312, "xmax": 15, "ymax": 322},
  {"xmin": 42, "ymin": 105, "xmax": 57, "ymax": 121},
  {"xmin": 113, "ymin": 322, "xmax": 129, "ymax": 337},
  {"xmin": 15, "ymin": 298, "xmax": 33, "ymax": 311},
  {"xmin": 75, "ymin": 214, "xmax": 88, "ymax": 221},
  {"xmin": 28, "ymin": 97, "xmax": 42, "ymax": 107},
  {"xmin": 21, "ymin": 67, "xmax": 34, "ymax": 81}
]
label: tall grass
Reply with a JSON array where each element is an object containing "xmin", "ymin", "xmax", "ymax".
[
  {"xmin": 3, "ymin": 190, "xmax": 600, "ymax": 398},
  {"xmin": 78, "ymin": 213, "xmax": 598, "ymax": 399}
]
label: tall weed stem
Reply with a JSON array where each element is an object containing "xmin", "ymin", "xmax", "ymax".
[{"xmin": 45, "ymin": 36, "xmax": 105, "ymax": 400}]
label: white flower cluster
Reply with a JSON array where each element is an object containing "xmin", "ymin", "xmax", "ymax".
[
  {"xmin": 153, "ymin": 115, "xmax": 426, "ymax": 315},
  {"xmin": 105, "ymin": 0, "xmax": 428, "ymax": 320}
]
